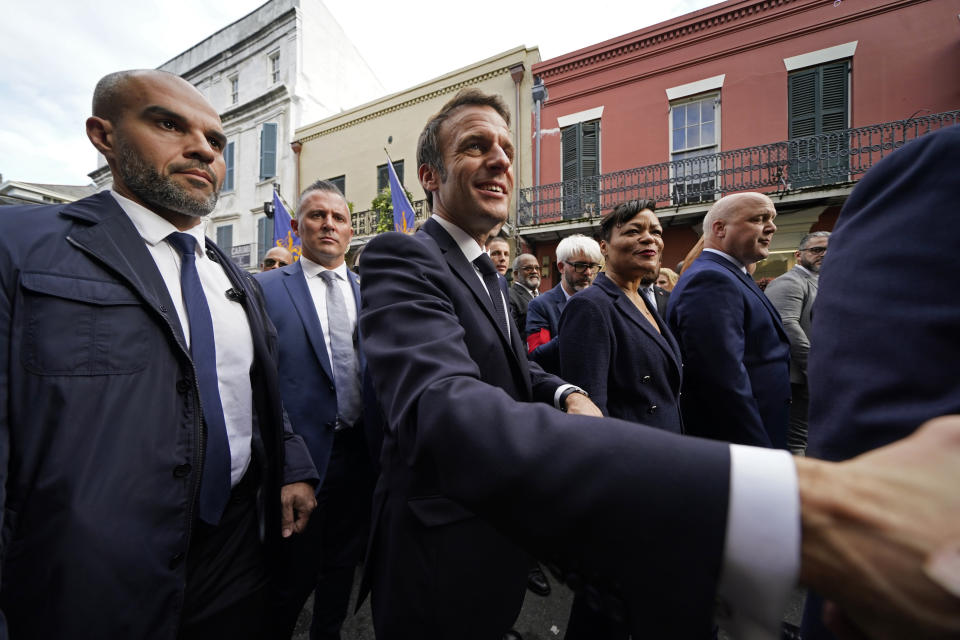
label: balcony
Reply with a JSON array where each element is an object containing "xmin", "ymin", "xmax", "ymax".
[
  {"xmin": 351, "ymin": 198, "xmax": 430, "ymax": 239},
  {"xmin": 518, "ymin": 110, "xmax": 960, "ymax": 227}
]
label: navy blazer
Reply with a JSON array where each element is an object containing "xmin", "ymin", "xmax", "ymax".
[
  {"xmin": 668, "ymin": 251, "xmax": 791, "ymax": 448},
  {"xmin": 801, "ymin": 125, "xmax": 960, "ymax": 640},
  {"xmin": 358, "ymin": 217, "xmax": 731, "ymax": 639},
  {"xmin": 0, "ymin": 192, "xmax": 317, "ymax": 639},
  {"xmin": 559, "ymin": 273, "xmax": 683, "ymax": 433},
  {"xmin": 256, "ymin": 261, "xmax": 382, "ymax": 484},
  {"xmin": 525, "ymin": 282, "xmax": 568, "ymax": 373}
]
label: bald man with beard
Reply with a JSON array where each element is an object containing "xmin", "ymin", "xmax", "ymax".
[{"xmin": 0, "ymin": 69, "xmax": 317, "ymax": 639}]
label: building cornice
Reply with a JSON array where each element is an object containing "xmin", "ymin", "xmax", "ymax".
[
  {"xmin": 533, "ymin": 0, "xmax": 916, "ymax": 106},
  {"xmin": 221, "ymin": 85, "xmax": 289, "ymax": 123}
]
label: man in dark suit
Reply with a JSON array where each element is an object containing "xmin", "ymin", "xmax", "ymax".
[
  {"xmin": 0, "ymin": 69, "xmax": 318, "ymax": 639},
  {"xmin": 800, "ymin": 126, "xmax": 960, "ymax": 639},
  {"xmin": 257, "ymin": 180, "xmax": 379, "ymax": 639},
  {"xmin": 525, "ymin": 234, "xmax": 603, "ymax": 373},
  {"xmin": 508, "ymin": 253, "xmax": 540, "ymax": 332},
  {"xmin": 639, "ymin": 277, "xmax": 670, "ymax": 319},
  {"xmin": 356, "ymin": 88, "xmax": 960, "ymax": 640},
  {"xmin": 667, "ymin": 192, "xmax": 791, "ymax": 448},
  {"xmin": 764, "ymin": 231, "xmax": 829, "ymax": 454}
]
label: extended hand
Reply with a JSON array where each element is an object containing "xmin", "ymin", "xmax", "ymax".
[
  {"xmin": 280, "ymin": 481, "xmax": 317, "ymax": 538},
  {"xmin": 797, "ymin": 415, "xmax": 960, "ymax": 638}
]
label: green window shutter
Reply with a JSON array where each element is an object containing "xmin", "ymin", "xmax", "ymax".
[
  {"xmin": 580, "ymin": 120, "xmax": 599, "ymax": 180},
  {"xmin": 561, "ymin": 125, "xmax": 579, "ymax": 183},
  {"xmin": 788, "ymin": 68, "xmax": 818, "ymax": 139},
  {"xmin": 223, "ymin": 141, "xmax": 235, "ymax": 192},
  {"xmin": 260, "ymin": 123, "xmax": 277, "ymax": 180},
  {"xmin": 257, "ymin": 216, "xmax": 274, "ymax": 262},
  {"xmin": 820, "ymin": 60, "xmax": 849, "ymax": 133}
]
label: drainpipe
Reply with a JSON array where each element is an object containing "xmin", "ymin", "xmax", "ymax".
[
  {"xmin": 531, "ymin": 76, "xmax": 548, "ymax": 222},
  {"xmin": 290, "ymin": 140, "xmax": 302, "ymax": 199},
  {"xmin": 508, "ymin": 63, "xmax": 525, "ymax": 238}
]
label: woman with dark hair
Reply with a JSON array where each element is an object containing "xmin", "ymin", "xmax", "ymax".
[
  {"xmin": 558, "ymin": 200, "xmax": 685, "ymax": 639},
  {"xmin": 558, "ymin": 200, "xmax": 683, "ymax": 432}
]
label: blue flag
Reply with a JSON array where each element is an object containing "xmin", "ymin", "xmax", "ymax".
[
  {"xmin": 387, "ymin": 158, "xmax": 416, "ymax": 233},
  {"xmin": 271, "ymin": 191, "xmax": 301, "ymax": 260}
]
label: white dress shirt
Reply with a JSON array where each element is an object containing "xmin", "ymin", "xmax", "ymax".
[
  {"xmin": 298, "ymin": 255, "xmax": 358, "ymax": 369},
  {"xmin": 111, "ymin": 191, "xmax": 254, "ymax": 487}
]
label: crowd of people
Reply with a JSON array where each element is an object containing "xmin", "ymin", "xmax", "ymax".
[{"xmin": 0, "ymin": 69, "xmax": 958, "ymax": 640}]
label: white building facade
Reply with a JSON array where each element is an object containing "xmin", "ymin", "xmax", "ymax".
[{"xmin": 90, "ymin": 0, "xmax": 383, "ymax": 270}]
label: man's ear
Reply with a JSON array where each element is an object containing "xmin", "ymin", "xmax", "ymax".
[
  {"xmin": 419, "ymin": 163, "xmax": 440, "ymax": 196},
  {"xmin": 712, "ymin": 219, "xmax": 726, "ymax": 239},
  {"xmin": 290, "ymin": 216, "xmax": 301, "ymax": 238},
  {"xmin": 86, "ymin": 116, "xmax": 114, "ymax": 157}
]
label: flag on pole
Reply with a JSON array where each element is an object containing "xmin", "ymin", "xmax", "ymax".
[
  {"xmin": 272, "ymin": 191, "xmax": 301, "ymax": 260},
  {"xmin": 387, "ymin": 157, "xmax": 416, "ymax": 233}
]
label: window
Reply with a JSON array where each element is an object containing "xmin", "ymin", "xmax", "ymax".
[
  {"xmin": 788, "ymin": 60, "xmax": 850, "ymax": 187},
  {"xmin": 223, "ymin": 141, "xmax": 235, "ymax": 192},
  {"xmin": 269, "ymin": 52, "xmax": 280, "ymax": 84},
  {"xmin": 229, "ymin": 76, "xmax": 239, "ymax": 105},
  {"xmin": 216, "ymin": 225, "xmax": 233, "ymax": 252},
  {"xmin": 561, "ymin": 119, "xmax": 600, "ymax": 218},
  {"xmin": 257, "ymin": 216, "xmax": 274, "ymax": 263},
  {"xmin": 259, "ymin": 122, "xmax": 278, "ymax": 181},
  {"xmin": 377, "ymin": 161, "xmax": 403, "ymax": 193},
  {"xmin": 670, "ymin": 94, "xmax": 719, "ymax": 205},
  {"xmin": 328, "ymin": 175, "xmax": 346, "ymax": 197}
]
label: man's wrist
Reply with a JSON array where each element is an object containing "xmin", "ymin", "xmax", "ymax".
[{"xmin": 553, "ymin": 384, "xmax": 588, "ymax": 410}]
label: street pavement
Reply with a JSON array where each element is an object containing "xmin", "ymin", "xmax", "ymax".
[{"xmin": 292, "ymin": 570, "xmax": 804, "ymax": 639}]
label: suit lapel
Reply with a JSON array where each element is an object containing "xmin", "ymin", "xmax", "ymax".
[
  {"xmin": 349, "ymin": 269, "xmax": 367, "ymax": 371},
  {"xmin": 599, "ymin": 275, "xmax": 682, "ymax": 375},
  {"xmin": 62, "ymin": 193, "xmax": 188, "ymax": 351},
  {"xmin": 282, "ymin": 261, "xmax": 334, "ymax": 383},
  {"xmin": 703, "ymin": 252, "xmax": 788, "ymax": 341},
  {"xmin": 422, "ymin": 219, "xmax": 529, "ymax": 366}
]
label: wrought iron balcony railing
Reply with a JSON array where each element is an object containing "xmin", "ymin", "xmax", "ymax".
[
  {"xmin": 351, "ymin": 198, "xmax": 429, "ymax": 237},
  {"xmin": 519, "ymin": 110, "xmax": 960, "ymax": 226}
]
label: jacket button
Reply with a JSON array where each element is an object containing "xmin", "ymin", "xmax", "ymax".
[
  {"xmin": 647, "ymin": 405, "xmax": 658, "ymax": 413},
  {"xmin": 173, "ymin": 464, "xmax": 191, "ymax": 478},
  {"xmin": 176, "ymin": 380, "xmax": 191, "ymax": 393},
  {"xmin": 169, "ymin": 552, "xmax": 185, "ymax": 569},
  {"xmin": 641, "ymin": 375, "xmax": 651, "ymax": 383}
]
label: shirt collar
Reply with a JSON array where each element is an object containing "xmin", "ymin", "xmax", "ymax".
[
  {"xmin": 703, "ymin": 247, "xmax": 748, "ymax": 274},
  {"xmin": 432, "ymin": 214, "xmax": 484, "ymax": 264},
  {"xmin": 300, "ymin": 255, "xmax": 350, "ymax": 281},
  {"xmin": 110, "ymin": 190, "xmax": 208, "ymax": 254}
]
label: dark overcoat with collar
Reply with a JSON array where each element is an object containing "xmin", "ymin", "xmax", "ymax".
[
  {"xmin": 667, "ymin": 251, "xmax": 791, "ymax": 448},
  {"xmin": 559, "ymin": 272, "xmax": 683, "ymax": 432},
  {"xmin": 0, "ymin": 192, "xmax": 317, "ymax": 640},
  {"xmin": 358, "ymin": 217, "xmax": 731, "ymax": 639}
]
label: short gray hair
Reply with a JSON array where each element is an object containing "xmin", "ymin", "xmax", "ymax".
[
  {"xmin": 556, "ymin": 234, "xmax": 602, "ymax": 265},
  {"xmin": 798, "ymin": 231, "xmax": 830, "ymax": 250},
  {"xmin": 512, "ymin": 253, "xmax": 537, "ymax": 272},
  {"xmin": 296, "ymin": 179, "xmax": 346, "ymax": 219}
]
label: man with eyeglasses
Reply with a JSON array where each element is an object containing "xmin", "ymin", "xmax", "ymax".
[
  {"xmin": 261, "ymin": 246, "xmax": 294, "ymax": 272},
  {"xmin": 508, "ymin": 254, "xmax": 541, "ymax": 333},
  {"xmin": 764, "ymin": 231, "xmax": 829, "ymax": 455},
  {"xmin": 526, "ymin": 234, "xmax": 603, "ymax": 374}
]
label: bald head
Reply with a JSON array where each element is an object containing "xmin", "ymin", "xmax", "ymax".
[
  {"xmin": 702, "ymin": 192, "xmax": 777, "ymax": 265},
  {"xmin": 261, "ymin": 246, "xmax": 294, "ymax": 271},
  {"xmin": 93, "ymin": 70, "xmax": 201, "ymax": 124},
  {"xmin": 86, "ymin": 69, "xmax": 226, "ymax": 229}
]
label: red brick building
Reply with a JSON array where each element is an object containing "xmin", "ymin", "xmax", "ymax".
[{"xmin": 520, "ymin": 0, "xmax": 959, "ymax": 286}]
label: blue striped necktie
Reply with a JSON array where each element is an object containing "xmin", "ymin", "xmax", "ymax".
[{"xmin": 167, "ymin": 232, "xmax": 232, "ymax": 525}]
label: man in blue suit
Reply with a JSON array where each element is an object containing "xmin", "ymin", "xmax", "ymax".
[
  {"xmin": 257, "ymin": 180, "xmax": 380, "ymax": 639},
  {"xmin": 667, "ymin": 192, "xmax": 791, "ymax": 448},
  {"xmin": 525, "ymin": 234, "xmax": 603, "ymax": 373},
  {"xmin": 800, "ymin": 125, "xmax": 960, "ymax": 639}
]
